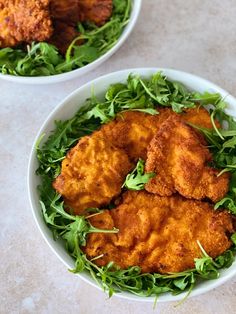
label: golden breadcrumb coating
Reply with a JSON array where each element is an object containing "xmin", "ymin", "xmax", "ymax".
[
  {"xmin": 84, "ymin": 191, "xmax": 235, "ymax": 273},
  {"xmin": 100, "ymin": 107, "xmax": 219, "ymax": 161},
  {"xmin": 50, "ymin": 0, "xmax": 80, "ymax": 24},
  {"xmin": 145, "ymin": 116, "xmax": 230, "ymax": 202},
  {"xmin": 53, "ymin": 130, "xmax": 133, "ymax": 214},
  {"xmin": 49, "ymin": 20, "xmax": 79, "ymax": 54},
  {"xmin": 0, "ymin": 0, "xmax": 52, "ymax": 47},
  {"xmin": 78, "ymin": 0, "xmax": 112, "ymax": 26}
]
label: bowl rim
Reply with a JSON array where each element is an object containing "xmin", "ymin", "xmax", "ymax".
[
  {"xmin": 0, "ymin": 0, "xmax": 142, "ymax": 85},
  {"xmin": 28, "ymin": 67, "xmax": 236, "ymax": 302}
]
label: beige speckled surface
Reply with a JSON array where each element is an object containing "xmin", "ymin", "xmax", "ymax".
[{"xmin": 1, "ymin": 0, "xmax": 236, "ymax": 313}]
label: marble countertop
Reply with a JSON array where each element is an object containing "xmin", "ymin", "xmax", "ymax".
[{"xmin": 1, "ymin": 0, "xmax": 236, "ymax": 313}]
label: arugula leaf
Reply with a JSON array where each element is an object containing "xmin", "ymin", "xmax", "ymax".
[
  {"xmin": 215, "ymin": 196, "xmax": 236, "ymax": 214},
  {"xmin": 123, "ymin": 159, "xmax": 155, "ymax": 190},
  {"xmin": 194, "ymin": 241, "xmax": 219, "ymax": 279},
  {"xmin": 41, "ymin": 193, "xmax": 118, "ymax": 269},
  {"xmin": 193, "ymin": 240, "xmax": 235, "ymax": 280},
  {"xmin": 125, "ymin": 72, "xmax": 198, "ymax": 113},
  {"xmin": 81, "ymin": 242, "xmax": 234, "ymax": 298},
  {"xmin": 231, "ymin": 233, "xmax": 236, "ymax": 246},
  {"xmin": 15, "ymin": 42, "xmax": 63, "ymax": 76},
  {"xmin": 62, "ymin": 216, "xmax": 118, "ymax": 249},
  {"xmin": 215, "ymin": 250, "xmax": 235, "ymax": 268},
  {"xmin": 191, "ymin": 91, "xmax": 222, "ymax": 105},
  {"xmin": 105, "ymin": 83, "xmax": 126, "ymax": 101},
  {"xmin": 77, "ymin": 71, "xmax": 227, "ymax": 127},
  {"xmin": 215, "ymin": 172, "xmax": 236, "ymax": 214}
]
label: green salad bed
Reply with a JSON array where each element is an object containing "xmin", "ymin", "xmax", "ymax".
[
  {"xmin": 36, "ymin": 72, "xmax": 236, "ymax": 299},
  {"xmin": 0, "ymin": 0, "xmax": 131, "ymax": 76}
]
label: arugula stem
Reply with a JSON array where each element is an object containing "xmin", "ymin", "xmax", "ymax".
[
  {"xmin": 50, "ymin": 197, "xmax": 77, "ymax": 221},
  {"xmin": 88, "ymin": 225, "xmax": 119, "ymax": 234},
  {"xmin": 210, "ymin": 111, "xmax": 224, "ymax": 140},
  {"xmin": 217, "ymin": 168, "xmax": 232, "ymax": 177},
  {"xmin": 175, "ymin": 283, "xmax": 194, "ymax": 307},
  {"xmin": 85, "ymin": 211, "xmax": 104, "ymax": 219},
  {"xmin": 90, "ymin": 254, "xmax": 104, "ymax": 262},
  {"xmin": 139, "ymin": 79, "xmax": 161, "ymax": 102}
]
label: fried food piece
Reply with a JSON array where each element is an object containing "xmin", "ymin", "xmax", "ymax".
[
  {"xmin": 49, "ymin": 21, "xmax": 79, "ymax": 54},
  {"xmin": 100, "ymin": 110, "xmax": 173, "ymax": 161},
  {"xmin": 84, "ymin": 191, "xmax": 234, "ymax": 273},
  {"xmin": 100, "ymin": 107, "xmax": 217, "ymax": 162},
  {"xmin": 145, "ymin": 116, "xmax": 230, "ymax": 202},
  {"xmin": 78, "ymin": 0, "xmax": 113, "ymax": 26},
  {"xmin": 50, "ymin": 0, "xmax": 80, "ymax": 24},
  {"xmin": 0, "ymin": 0, "xmax": 52, "ymax": 48},
  {"xmin": 182, "ymin": 107, "xmax": 219, "ymax": 129},
  {"xmin": 53, "ymin": 131, "xmax": 132, "ymax": 215},
  {"xmin": 49, "ymin": 1, "xmax": 81, "ymax": 54}
]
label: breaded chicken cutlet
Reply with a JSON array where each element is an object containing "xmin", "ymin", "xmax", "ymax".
[
  {"xmin": 145, "ymin": 116, "xmax": 230, "ymax": 202},
  {"xmin": 78, "ymin": 0, "xmax": 113, "ymax": 26},
  {"xmin": 84, "ymin": 191, "xmax": 235, "ymax": 273},
  {"xmin": 48, "ymin": 0, "xmax": 81, "ymax": 53},
  {"xmin": 49, "ymin": 20, "xmax": 80, "ymax": 54},
  {"xmin": 53, "ymin": 130, "xmax": 133, "ymax": 215},
  {"xmin": 50, "ymin": 0, "xmax": 80, "ymax": 23},
  {"xmin": 0, "ymin": 0, "xmax": 53, "ymax": 47},
  {"xmin": 0, "ymin": 0, "xmax": 113, "ymax": 52}
]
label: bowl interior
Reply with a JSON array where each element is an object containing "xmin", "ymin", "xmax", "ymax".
[
  {"xmin": 28, "ymin": 68, "xmax": 236, "ymax": 302},
  {"xmin": 0, "ymin": 0, "xmax": 142, "ymax": 84}
]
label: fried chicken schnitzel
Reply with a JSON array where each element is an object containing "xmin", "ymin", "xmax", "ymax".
[
  {"xmin": 49, "ymin": 21, "xmax": 80, "ymax": 54},
  {"xmin": 78, "ymin": 0, "xmax": 113, "ymax": 26},
  {"xmin": 50, "ymin": 0, "xmax": 80, "ymax": 24},
  {"xmin": 100, "ymin": 107, "xmax": 219, "ymax": 161},
  {"xmin": 50, "ymin": 0, "xmax": 113, "ymax": 26},
  {"xmin": 0, "ymin": 0, "xmax": 53, "ymax": 47},
  {"xmin": 145, "ymin": 116, "xmax": 230, "ymax": 202},
  {"xmin": 53, "ymin": 130, "xmax": 132, "ymax": 215},
  {"xmin": 84, "ymin": 191, "xmax": 235, "ymax": 273},
  {"xmin": 49, "ymin": 0, "xmax": 81, "ymax": 53}
]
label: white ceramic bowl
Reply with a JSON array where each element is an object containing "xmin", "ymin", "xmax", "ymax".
[
  {"xmin": 28, "ymin": 68, "xmax": 236, "ymax": 302},
  {"xmin": 0, "ymin": 0, "xmax": 141, "ymax": 85}
]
